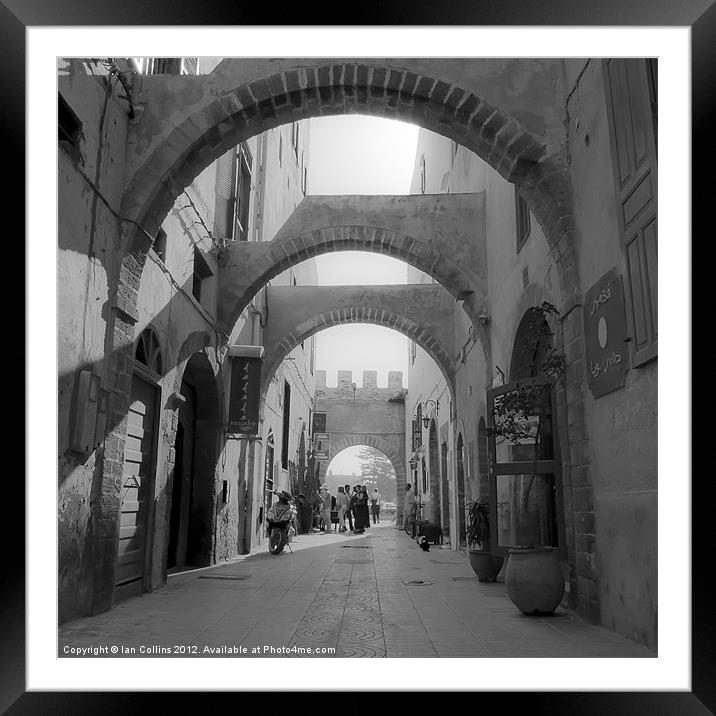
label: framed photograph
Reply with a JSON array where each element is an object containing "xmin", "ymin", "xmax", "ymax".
[{"xmin": 11, "ymin": 1, "xmax": 707, "ymax": 711}]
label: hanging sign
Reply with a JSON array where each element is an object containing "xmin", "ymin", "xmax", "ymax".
[
  {"xmin": 228, "ymin": 357, "xmax": 262, "ymax": 434},
  {"xmin": 313, "ymin": 432, "xmax": 330, "ymax": 460},
  {"xmin": 583, "ymin": 268, "xmax": 629, "ymax": 398},
  {"xmin": 312, "ymin": 411, "xmax": 327, "ymax": 434}
]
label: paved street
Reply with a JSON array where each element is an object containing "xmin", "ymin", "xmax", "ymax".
[{"xmin": 59, "ymin": 523, "xmax": 655, "ymax": 658}]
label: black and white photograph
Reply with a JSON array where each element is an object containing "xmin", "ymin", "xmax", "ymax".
[
  {"xmin": 11, "ymin": 14, "xmax": 703, "ymax": 708},
  {"xmin": 54, "ymin": 52, "xmax": 661, "ymax": 657}
]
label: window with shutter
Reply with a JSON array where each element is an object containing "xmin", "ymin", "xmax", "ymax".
[
  {"xmin": 604, "ymin": 58, "xmax": 658, "ymax": 366},
  {"xmin": 234, "ymin": 143, "xmax": 253, "ymax": 242},
  {"xmin": 515, "ymin": 188, "xmax": 531, "ymax": 253}
]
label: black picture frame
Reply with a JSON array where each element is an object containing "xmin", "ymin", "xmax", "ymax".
[{"xmin": 8, "ymin": 1, "xmax": 710, "ymax": 712}]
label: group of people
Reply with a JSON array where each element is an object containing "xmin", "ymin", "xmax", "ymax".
[{"xmin": 317, "ymin": 484, "xmax": 382, "ymax": 535}]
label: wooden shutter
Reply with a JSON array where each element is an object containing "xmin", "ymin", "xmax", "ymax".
[{"xmin": 605, "ymin": 59, "xmax": 658, "ymax": 365}]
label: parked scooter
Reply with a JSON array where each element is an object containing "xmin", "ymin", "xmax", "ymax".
[{"xmin": 266, "ymin": 490, "xmax": 297, "ymax": 555}]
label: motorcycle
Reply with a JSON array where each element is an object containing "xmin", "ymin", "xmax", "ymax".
[{"xmin": 266, "ymin": 490, "xmax": 297, "ymax": 555}]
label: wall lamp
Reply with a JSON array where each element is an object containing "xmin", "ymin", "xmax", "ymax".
[
  {"xmin": 409, "ymin": 457, "xmax": 418, "ymax": 470},
  {"xmin": 421, "ymin": 399, "xmax": 439, "ymax": 428}
]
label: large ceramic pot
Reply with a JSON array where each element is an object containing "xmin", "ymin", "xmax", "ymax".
[
  {"xmin": 505, "ymin": 546, "xmax": 565, "ymax": 615},
  {"xmin": 467, "ymin": 550, "xmax": 504, "ymax": 583}
]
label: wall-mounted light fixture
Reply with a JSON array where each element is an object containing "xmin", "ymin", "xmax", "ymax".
[
  {"xmin": 421, "ymin": 399, "xmax": 439, "ymax": 428},
  {"xmin": 409, "ymin": 457, "xmax": 418, "ymax": 470}
]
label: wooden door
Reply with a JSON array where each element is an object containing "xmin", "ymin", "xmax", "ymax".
[{"xmin": 115, "ymin": 375, "xmax": 158, "ymax": 586}]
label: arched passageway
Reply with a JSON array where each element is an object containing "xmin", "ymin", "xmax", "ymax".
[
  {"xmin": 112, "ymin": 59, "xmax": 582, "ymax": 387},
  {"xmin": 218, "ymin": 193, "xmax": 488, "ymax": 335},
  {"xmin": 259, "ymin": 282, "xmax": 459, "ymax": 394},
  {"xmin": 99, "ymin": 62, "xmax": 587, "ymax": 593},
  {"xmin": 165, "ymin": 352, "xmax": 221, "ymax": 571},
  {"xmin": 120, "ymin": 58, "xmax": 572, "ymax": 262}
]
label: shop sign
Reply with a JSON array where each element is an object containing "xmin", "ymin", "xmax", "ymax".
[
  {"xmin": 583, "ymin": 268, "xmax": 629, "ymax": 397},
  {"xmin": 228, "ymin": 357, "xmax": 262, "ymax": 434},
  {"xmin": 313, "ymin": 432, "xmax": 330, "ymax": 460},
  {"xmin": 312, "ymin": 411, "xmax": 327, "ymax": 434}
]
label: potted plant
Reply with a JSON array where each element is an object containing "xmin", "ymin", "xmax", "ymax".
[
  {"xmin": 465, "ymin": 498, "xmax": 504, "ymax": 582},
  {"xmin": 487, "ymin": 302, "xmax": 566, "ymax": 614}
]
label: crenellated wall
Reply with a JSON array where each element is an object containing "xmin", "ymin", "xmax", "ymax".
[{"xmin": 313, "ymin": 370, "xmax": 407, "ymax": 503}]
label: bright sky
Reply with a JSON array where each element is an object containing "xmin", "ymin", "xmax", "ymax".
[{"xmin": 307, "ymin": 115, "xmax": 419, "ymax": 473}]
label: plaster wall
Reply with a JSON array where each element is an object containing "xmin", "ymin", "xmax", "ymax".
[
  {"xmin": 58, "ymin": 67, "xmax": 133, "ymax": 621},
  {"xmin": 57, "ymin": 66, "xmax": 316, "ymax": 619},
  {"xmin": 405, "ymin": 58, "xmax": 658, "ymax": 649},
  {"xmin": 565, "ymin": 59, "xmax": 658, "ymax": 648},
  {"xmin": 251, "ymin": 117, "xmax": 316, "ymax": 551}
]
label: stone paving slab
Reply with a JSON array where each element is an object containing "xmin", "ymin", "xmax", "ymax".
[{"xmin": 58, "ymin": 523, "xmax": 655, "ymax": 659}]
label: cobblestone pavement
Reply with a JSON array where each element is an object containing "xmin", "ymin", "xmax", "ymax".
[{"xmin": 58, "ymin": 524, "xmax": 655, "ymax": 658}]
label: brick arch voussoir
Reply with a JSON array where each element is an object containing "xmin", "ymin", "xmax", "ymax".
[{"xmin": 124, "ymin": 59, "xmax": 560, "ymax": 284}]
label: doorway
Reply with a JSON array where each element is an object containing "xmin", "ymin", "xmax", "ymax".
[
  {"xmin": 456, "ymin": 433, "xmax": 467, "ymax": 548},
  {"xmin": 115, "ymin": 372, "xmax": 159, "ymax": 588},
  {"xmin": 440, "ymin": 440, "xmax": 450, "ymax": 538},
  {"xmin": 165, "ymin": 352, "xmax": 219, "ymax": 573}
]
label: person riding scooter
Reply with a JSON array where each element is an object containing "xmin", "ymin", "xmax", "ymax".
[{"xmin": 266, "ymin": 490, "xmax": 296, "ymax": 554}]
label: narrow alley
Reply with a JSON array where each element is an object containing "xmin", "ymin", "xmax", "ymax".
[{"xmin": 59, "ymin": 524, "xmax": 652, "ymax": 659}]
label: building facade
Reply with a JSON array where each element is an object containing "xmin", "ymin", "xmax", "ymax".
[
  {"xmin": 56, "ymin": 57, "xmax": 657, "ymax": 651},
  {"xmin": 58, "ymin": 57, "xmax": 316, "ymax": 622},
  {"xmin": 404, "ymin": 59, "xmax": 657, "ymax": 648}
]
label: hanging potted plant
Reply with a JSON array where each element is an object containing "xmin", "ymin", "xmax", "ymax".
[
  {"xmin": 465, "ymin": 498, "xmax": 504, "ymax": 582},
  {"xmin": 488, "ymin": 302, "xmax": 566, "ymax": 614}
]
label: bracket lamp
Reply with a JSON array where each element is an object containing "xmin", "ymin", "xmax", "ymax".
[{"xmin": 421, "ymin": 399, "xmax": 439, "ymax": 428}]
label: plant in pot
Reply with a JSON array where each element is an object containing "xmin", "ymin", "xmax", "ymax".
[
  {"xmin": 487, "ymin": 302, "xmax": 567, "ymax": 614},
  {"xmin": 465, "ymin": 498, "xmax": 504, "ymax": 582}
]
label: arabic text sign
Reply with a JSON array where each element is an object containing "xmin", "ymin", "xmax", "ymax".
[
  {"xmin": 228, "ymin": 357, "xmax": 262, "ymax": 434},
  {"xmin": 583, "ymin": 269, "xmax": 628, "ymax": 398}
]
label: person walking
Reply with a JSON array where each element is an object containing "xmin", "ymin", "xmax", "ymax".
[
  {"xmin": 353, "ymin": 485, "xmax": 370, "ymax": 534},
  {"xmin": 336, "ymin": 486, "xmax": 350, "ymax": 532},
  {"xmin": 370, "ymin": 487, "xmax": 381, "ymax": 524},
  {"xmin": 319, "ymin": 485, "xmax": 333, "ymax": 533},
  {"xmin": 343, "ymin": 484, "xmax": 354, "ymax": 531},
  {"xmin": 349, "ymin": 486, "xmax": 363, "ymax": 534}
]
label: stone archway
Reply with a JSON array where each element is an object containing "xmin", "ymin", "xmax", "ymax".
[
  {"xmin": 313, "ymin": 370, "xmax": 407, "ymax": 514},
  {"xmin": 101, "ymin": 62, "xmax": 587, "ymax": 570},
  {"xmin": 328, "ymin": 437, "xmax": 405, "ymax": 498},
  {"xmin": 88, "ymin": 56, "xmax": 597, "ymax": 624},
  {"xmin": 113, "ymin": 58, "xmax": 581, "ymax": 356},
  {"xmin": 166, "ymin": 351, "xmax": 221, "ymax": 571},
  {"xmin": 259, "ymin": 282, "xmax": 459, "ymax": 395},
  {"xmin": 217, "ymin": 192, "xmax": 488, "ymax": 335},
  {"xmin": 120, "ymin": 58, "xmax": 571, "ymax": 249}
]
